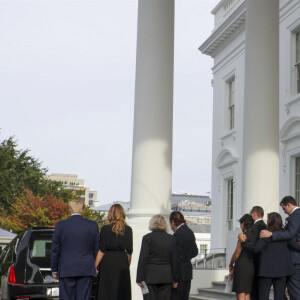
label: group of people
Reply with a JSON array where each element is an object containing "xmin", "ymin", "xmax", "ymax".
[
  {"xmin": 229, "ymin": 196, "xmax": 300, "ymax": 300},
  {"xmin": 51, "ymin": 201, "xmax": 198, "ymax": 300}
]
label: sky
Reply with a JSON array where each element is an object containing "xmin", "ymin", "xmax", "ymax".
[{"xmin": 0, "ymin": 0, "xmax": 220, "ymax": 205}]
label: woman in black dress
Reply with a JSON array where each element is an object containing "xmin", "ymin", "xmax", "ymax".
[
  {"xmin": 95, "ymin": 204, "xmax": 133, "ymax": 300},
  {"xmin": 229, "ymin": 214, "xmax": 255, "ymax": 300}
]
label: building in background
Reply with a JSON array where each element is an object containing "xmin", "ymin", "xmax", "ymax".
[
  {"xmin": 171, "ymin": 192, "xmax": 211, "ymax": 213},
  {"xmin": 200, "ymin": 0, "xmax": 300, "ymax": 264},
  {"xmin": 0, "ymin": 228, "xmax": 16, "ymax": 250},
  {"xmin": 47, "ymin": 173, "xmax": 98, "ymax": 206},
  {"xmin": 93, "ymin": 193, "xmax": 211, "ymax": 257}
]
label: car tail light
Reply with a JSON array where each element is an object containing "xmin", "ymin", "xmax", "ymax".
[
  {"xmin": 16, "ymin": 297, "xmax": 30, "ymax": 299},
  {"xmin": 8, "ymin": 266, "xmax": 24, "ymax": 285}
]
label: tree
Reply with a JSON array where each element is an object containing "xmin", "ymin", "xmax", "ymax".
[
  {"xmin": 3, "ymin": 189, "xmax": 70, "ymax": 233},
  {"xmin": 82, "ymin": 207, "xmax": 106, "ymax": 231},
  {"xmin": 1, "ymin": 189, "xmax": 106, "ymax": 233},
  {"xmin": 0, "ymin": 136, "xmax": 78, "ymax": 211}
]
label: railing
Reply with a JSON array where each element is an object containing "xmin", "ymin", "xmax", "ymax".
[{"xmin": 194, "ymin": 248, "xmax": 226, "ymax": 269}]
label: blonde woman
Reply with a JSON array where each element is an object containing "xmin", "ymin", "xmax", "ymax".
[
  {"xmin": 95, "ymin": 204, "xmax": 133, "ymax": 300},
  {"xmin": 136, "ymin": 215, "xmax": 178, "ymax": 300}
]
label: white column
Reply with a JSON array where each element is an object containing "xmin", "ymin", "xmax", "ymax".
[
  {"xmin": 242, "ymin": 0, "xmax": 279, "ymax": 214},
  {"xmin": 129, "ymin": 0, "xmax": 174, "ymax": 216},
  {"xmin": 128, "ymin": 1, "xmax": 174, "ymax": 299}
]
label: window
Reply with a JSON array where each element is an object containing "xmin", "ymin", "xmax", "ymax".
[
  {"xmin": 89, "ymin": 193, "xmax": 93, "ymax": 199},
  {"xmin": 227, "ymin": 179, "xmax": 234, "ymax": 230},
  {"xmin": 29, "ymin": 233, "xmax": 53, "ymax": 268},
  {"xmin": 296, "ymin": 31, "xmax": 300, "ymax": 94},
  {"xmin": 199, "ymin": 244, "xmax": 208, "ymax": 254},
  {"xmin": 295, "ymin": 157, "xmax": 300, "ymax": 205},
  {"xmin": 228, "ymin": 78, "xmax": 235, "ymax": 130}
]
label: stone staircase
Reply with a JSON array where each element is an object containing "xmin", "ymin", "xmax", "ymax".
[
  {"xmin": 189, "ymin": 276, "xmax": 278, "ymax": 300},
  {"xmin": 190, "ymin": 276, "xmax": 235, "ymax": 300}
]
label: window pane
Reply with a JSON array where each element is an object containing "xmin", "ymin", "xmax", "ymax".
[
  {"xmin": 29, "ymin": 233, "xmax": 53, "ymax": 268},
  {"xmin": 296, "ymin": 158, "xmax": 300, "ymax": 206},
  {"xmin": 296, "ymin": 32, "xmax": 300, "ymax": 93},
  {"xmin": 296, "ymin": 32, "xmax": 300, "ymax": 63},
  {"xmin": 228, "ymin": 78, "xmax": 235, "ymax": 130},
  {"xmin": 227, "ymin": 179, "xmax": 234, "ymax": 230}
]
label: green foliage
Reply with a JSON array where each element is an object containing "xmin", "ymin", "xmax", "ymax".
[
  {"xmin": 0, "ymin": 136, "xmax": 78, "ymax": 211},
  {"xmin": 0, "ymin": 137, "xmax": 45, "ymax": 210},
  {"xmin": 83, "ymin": 207, "xmax": 106, "ymax": 231}
]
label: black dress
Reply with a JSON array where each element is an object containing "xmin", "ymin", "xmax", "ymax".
[
  {"xmin": 97, "ymin": 224, "xmax": 133, "ymax": 300},
  {"xmin": 232, "ymin": 231, "xmax": 255, "ymax": 293}
]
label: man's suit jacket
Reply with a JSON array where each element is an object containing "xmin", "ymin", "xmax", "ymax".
[
  {"xmin": 253, "ymin": 219, "xmax": 267, "ymax": 240},
  {"xmin": 136, "ymin": 230, "xmax": 178, "ymax": 284},
  {"xmin": 51, "ymin": 215, "xmax": 99, "ymax": 277},
  {"xmin": 242, "ymin": 237, "xmax": 292, "ymax": 277},
  {"xmin": 272, "ymin": 208, "xmax": 300, "ymax": 265},
  {"xmin": 173, "ymin": 224, "xmax": 198, "ymax": 282},
  {"xmin": 252, "ymin": 219, "xmax": 266, "ymax": 270}
]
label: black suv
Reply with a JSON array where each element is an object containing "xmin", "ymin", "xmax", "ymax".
[
  {"xmin": 0, "ymin": 227, "xmax": 59, "ymax": 300},
  {"xmin": 0, "ymin": 227, "xmax": 98, "ymax": 300}
]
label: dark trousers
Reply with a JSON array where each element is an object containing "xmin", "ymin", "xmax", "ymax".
[
  {"xmin": 258, "ymin": 276, "xmax": 287, "ymax": 300},
  {"xmin": 144, "ymin": 283, "xmax": 172, "ymax": 300},
  {"xmin": 287, "ymin": 265, "xmax": 300, "ymax": 300},
  {"xmin": 250, "ymin": 274, "xmax": 259, "ymax": 300},
  {"xmin": 59, "ymin": 276, "xmax": 93, "ymax": 300},
  {"xmin": 171, "ymin": 280, "xmax": 191, "ymax": 300}
]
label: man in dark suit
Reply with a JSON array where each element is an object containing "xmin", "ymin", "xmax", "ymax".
[
  {"xmin": 51, "ymin": 200, "xmax": 99, "ymax": 300},
  {"xmin": 249, "ymin": 206, "xmax": 266, "ymax": 300},
  {"xmin": 169, "ymin": 211, "xmax": 198, "ymax": 300},
  {"xmin": 260, "ymin": 196, "xmax": 300, "ymax": 300}
]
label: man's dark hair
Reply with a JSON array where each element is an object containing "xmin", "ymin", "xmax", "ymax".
[
  {"xmin": 250, "ymin": 206, "xmax": 264, "ymax": 218},
  {"xmin": 280, "ymin": 196, "xmax": 297, "ymax": 207},
  {"xmin": 169, "ymin": 211, "xmax": 186, "ymax": 226}
]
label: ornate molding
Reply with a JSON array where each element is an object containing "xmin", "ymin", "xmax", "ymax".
[
  {"xmin": 281, "ymin": 141, "xmax": 287, "ymax": 173},
  {"xmin": 215, "ymin": 148, "xmax": 238, "ymax": 168},
  {"xmin": 199, "ymin": 1, "xmax": 246, "ymax": 57}
]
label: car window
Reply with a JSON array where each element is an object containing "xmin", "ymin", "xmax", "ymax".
[
  {"xmin": 0, "ymin": 248, "xmax": 7, "ymax": 262},
  {"xmin": 29, "ymin": 233, "xmax": 53, "ymax": 268},
  {"xmin": 3, "ymin": 246, "xmax": 13, "ymax": 264}
]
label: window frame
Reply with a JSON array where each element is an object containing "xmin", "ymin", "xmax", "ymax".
[
  {"xmin": 228, "ymin": 78, "xmax": 235, "ymax": 130},
  {"xmin": 227, "ymin": 178, "xmax": 234, "ymax": 231}
]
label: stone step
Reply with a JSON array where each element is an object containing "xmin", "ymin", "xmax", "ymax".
[
  {"xmin": 211, "ymin": 280, "xmax": 227, "ymax": 291},
  {"xmin": 197, "ymin": 288, "xmax": 236, "ymax": 300},
  {"xmin": 189, "ymin": 295, "xmax": 223, "ymax": 300}
]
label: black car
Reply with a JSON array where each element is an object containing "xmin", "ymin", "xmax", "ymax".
[
  {"xmin": 0, "ymin": 227, "xmax": 59, "ymax": 300},
  {"xmin": 0, "ymin": 227, "xmax": 98, "ymax": 300}
]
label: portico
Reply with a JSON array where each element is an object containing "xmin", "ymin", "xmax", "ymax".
[{"xmin": 129, "ymin": 0, "xmax": 281, "ymax": 298}]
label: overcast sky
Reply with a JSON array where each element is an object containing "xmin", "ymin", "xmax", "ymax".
[{"xmin": 0, "ymin": 0, "xmax": 220, "ymax": 205}]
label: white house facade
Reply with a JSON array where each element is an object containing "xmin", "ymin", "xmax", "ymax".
[{"xmin": 200, "ymin": 0, "xmax": 300, "ymax": 264}]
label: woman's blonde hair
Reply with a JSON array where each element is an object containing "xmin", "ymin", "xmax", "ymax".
[
  {"xmin": 108, "ymin": 204, "xmax": 126, "ymax": 236},
  {"xmin": 149, "ymin": 214, "xmax": 168, "ymax": 232}
]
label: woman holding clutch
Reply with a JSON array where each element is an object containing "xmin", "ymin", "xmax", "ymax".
[{"xmin": 136, "ymin": 215, "xmax": 178, "ymax": 300}]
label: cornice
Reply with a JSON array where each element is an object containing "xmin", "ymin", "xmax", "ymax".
[
  {"xmin": 279, "ymin": 0, "xmax": 300, "ymax": 24},
  {"xmin": 199, "ymin": 1, "xmax": 246, "ymax": 57}
]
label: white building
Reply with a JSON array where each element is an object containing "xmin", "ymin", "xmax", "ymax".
[
  {"xmin": 200, "ymin": 0, "xmax": 300, "ymax": 264},
  {"xmin": 47, "ymin": 173, "xmax": 98, "ymax": 206}
]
